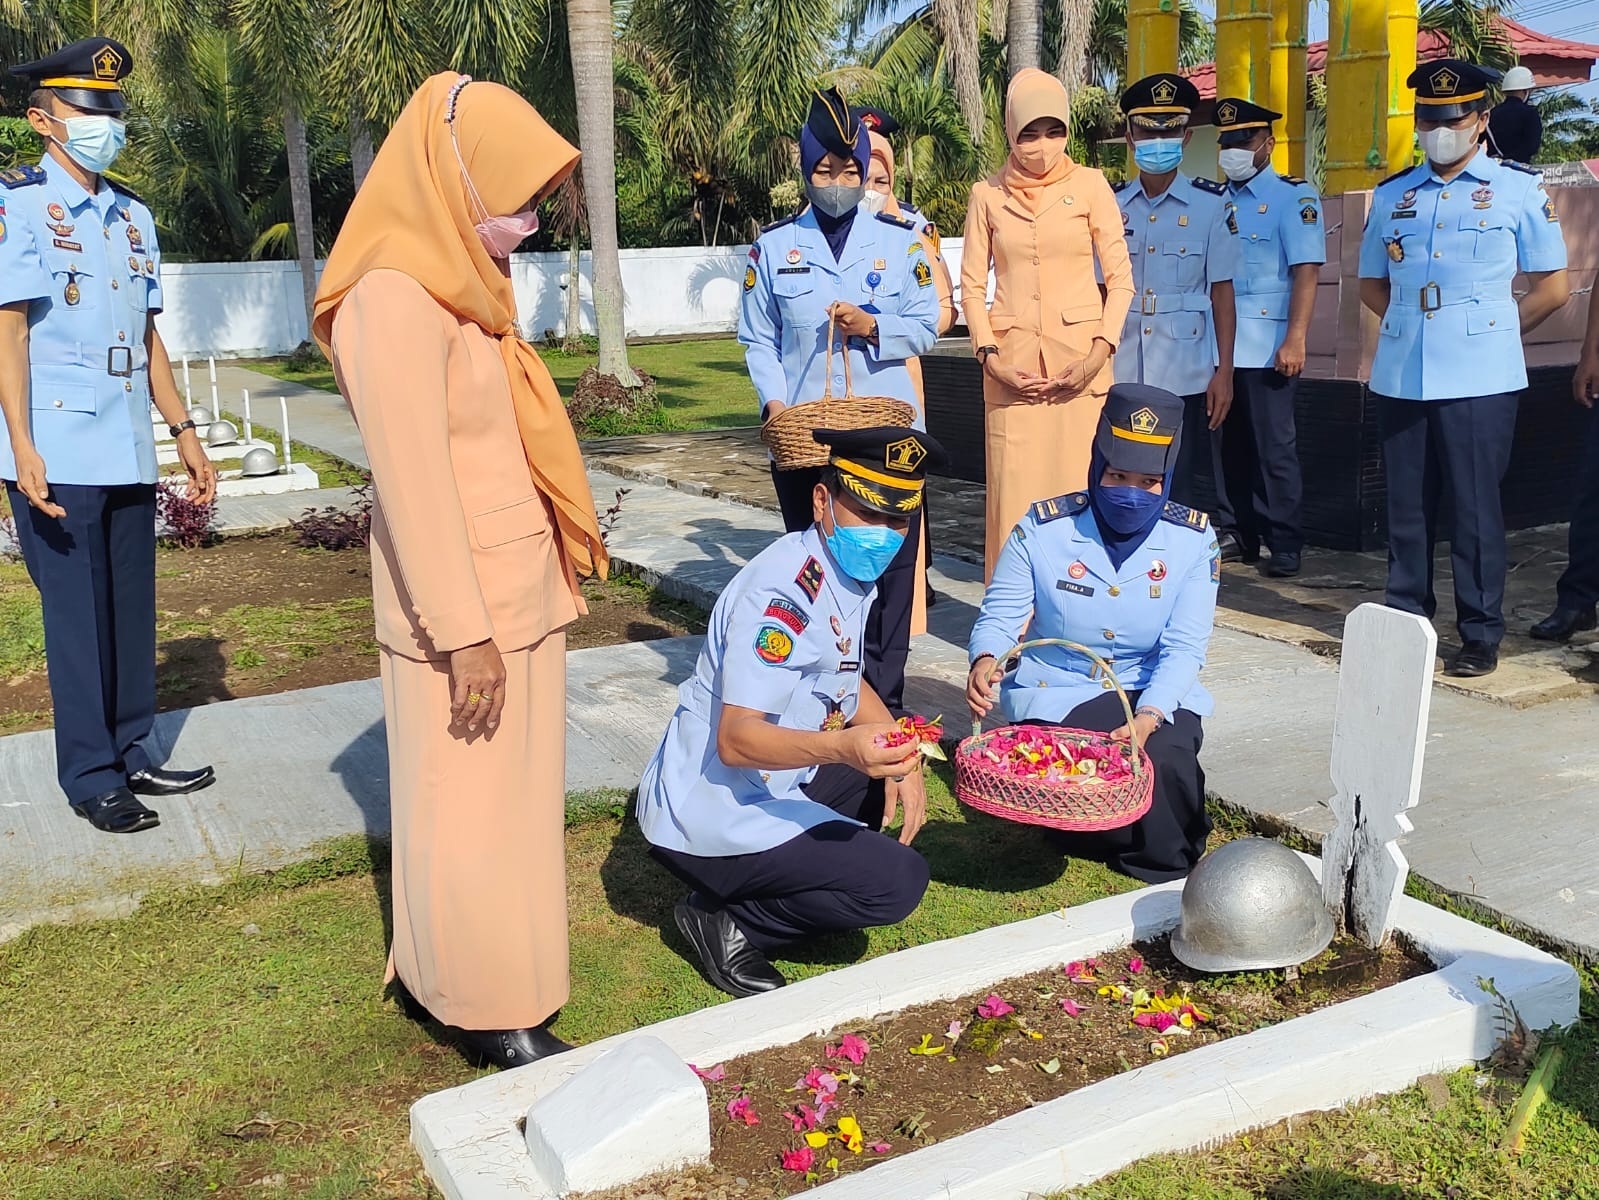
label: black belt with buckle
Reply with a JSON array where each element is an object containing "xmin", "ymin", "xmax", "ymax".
[
  {"xmin": 1419, "ymin": 282, "xmax": 1442, "ymax": 312},
  {"xmin": 107, "ymin": 346, "xmax": 133, "ymax": 376}
]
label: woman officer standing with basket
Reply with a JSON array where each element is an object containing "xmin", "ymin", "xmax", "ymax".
[
  {"xmin": 741, "ymin": 85, "xmax": 940, "ymax": 722},
  {"xmin": 964, "ymin": 384, "xmax": 1218, "ymax": 882}
]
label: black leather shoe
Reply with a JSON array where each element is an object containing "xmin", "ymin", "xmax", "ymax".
[
  {"xmin": 72, "ymin": 787, "xmax": 160, "ymax": 834},
  {"xmin": 1216, "ymin": 533, "xmax": 1245, "ymax": 564},
  {"xmin": 1529, "ymin": 606, "xmax": 1597, "ymax": 642},
  {"xmin": 1447, "ymin": 640, "xmax": 1499, "ymax": 678},
  {"xmin": 128, "ymin": 765, "xmax": 216, "ymax": 796},
  {"xmin": 1265, "ymin": 550, "xmax": 1302, "ymax": 578},
  {"xmin": 673, "ymin": 894, "xmax": 787, "ymax": 998},
  {"xmin": 453, "ymin": 1025, "xmax": 574, "ymax": 1069}
]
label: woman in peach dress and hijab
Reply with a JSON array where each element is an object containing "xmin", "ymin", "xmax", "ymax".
[
  {"xmin": 962, "ymin": 69, "xmax": 1136, "ymax": 579},
  {"xmin": 311, "ymin": 73, "xmax": 607, "ymax": 1068}
]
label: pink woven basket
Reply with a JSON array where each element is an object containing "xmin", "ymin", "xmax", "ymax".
[{"xmin": 955, "ymin": 639, "xmax": 1155, "ymax": 832}]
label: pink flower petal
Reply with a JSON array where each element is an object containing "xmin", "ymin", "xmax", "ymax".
[
  {"xmin": 825, "ymin": 1033, "xmax": 871, "ymax": 1065},
  {"xmin": 1060, "ymin": 998, "xmax": 1081, "ymax": 1017},
  {"xmin": 690, "ymin": 1063, "xmax": 726, "ymax": 1082},
  {"xmin": 726, "ymin": 1095, "xmax": 759, "ymax": 1126},
  {"xmin": 945, "ymin": 1019, "xmax": 964, "ymax": 1042},
  {"xmin": 869, "ymin": 1142, "xmax": 892, "ymax": 1154},
  {"xmin": 976, "ymin": 993, "xmax": 1015, "ymax": 1019},
  {"xmin": 781, "ymin": 1146, "xmax": 815, "ymax": 1172},
  {"xmin": 1128, "ymin": 955, "xmax": 1145, "ymax": 975}
]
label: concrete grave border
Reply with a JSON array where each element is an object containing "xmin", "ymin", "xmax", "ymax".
[{"xmin": 411, "ymin": 853, "xmax": 1579, "ymax": 1200}]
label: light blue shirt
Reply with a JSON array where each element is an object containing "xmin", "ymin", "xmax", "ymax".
[
  {"xmin": 1226, "ymin": 166, "xmax": 1326, "ymax": 369},
  {"xmin": 638, "ymin": 525, "xmax": 878, "ymax": 857},
  {"xmin": 1111, "ymin": 173, "xmax": 1239, "ymax": 397},
  {"xmin": 1357, "ymin": 148, "xmax": 1568, "ymax": 401},
  {"xmin": 0, "ymin": 155, "xmax": 162, "ymax": 486},
  {"xmin": 738, "ymin": 208, "xmax": 940, "ymax": 427},
  {"xmin": 968, "ymin": 494, "xmax": 1219, "ymax": 724}
]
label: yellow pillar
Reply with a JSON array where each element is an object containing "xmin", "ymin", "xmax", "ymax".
[
  {"xmin": 1283, "ymin": 0, "xmax": 1310, "ymax": 178},
  {"xmin": 1216, "ymin": 0, "xmax": 1273, "ymax": 105},
  {"xmin": 1324, "ymin": 0, "xmax": 1389, "ymax": 195},
  {"xmin": 1269, "ymin": 3, "xmax": 1290, "ymax": 173},
  {"xmin": 1127, "ymin": 0, "xmax": 1181, "ymax": 83},
  {"xmin": 1386, "ymin": 0, "xmax": 1419, "ymax": 175}
]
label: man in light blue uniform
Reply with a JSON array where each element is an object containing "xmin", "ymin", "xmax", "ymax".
[
  {"xmin": 1112, "ymin": 72, "xmax": 1238, "ymax": 527},
  {"xmin": 741, "ymin": 86, "xmax": 941, "ymax": 725},
  {"xmin": 638, "ymin": 428, "xmax": 942, "ymax": 997},
  {"xmin": 1359, "ymin": 59, "xmax": 1570, "ymax": 678},
  {"xmin": 967, "ymin": 384, "xmax": 1218, "ymax": 881},
  {"xmin": 1213, "ymin": 97, "xmax": 1325, "ymax": 577},
  {"xmin": 1, "ymin": 39, "xmax": 216, "ymax": 834}
]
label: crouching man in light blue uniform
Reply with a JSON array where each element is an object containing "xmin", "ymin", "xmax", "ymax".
[
  {"xmin": 966, "ymin": 384, "xmax": 1219, "ymax": 882},
  {"xmin": 1358, "ymin": 59, "xmax": 1570, "ymax": 679},
  {"xmin": 638, "ymin": 427, "xmax": 946, "ymax": 998}
]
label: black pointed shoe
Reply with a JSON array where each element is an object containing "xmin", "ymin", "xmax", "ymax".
[
  {"xmin": 72, "ymin": 787, "xmax": 160, "ymax": 834},
  {"xmin": 128, "ymin": 765, "xmax": 216, "ymax": 796},
  {"xmin": 1447, "ymin": 640, "xmax": 1499, "ymax": 678},
  {"xmin": 1529, "ymin": 606, "xmax": 1597, "ymax": 643},
  {"xmin": 1264, "ymin": 550, "xmax": 1302, "ymax": 578},
  {"xmin": 453, "ymin": 1025, "xmax": 574, "ymax": 1070},
  {"xmin": 1216, "ymin": 532, "xmax": 1245, "ymax": 564},
  {"xmin": 673, "ymin": 894, "xmax": 787, "ymax": 998}
]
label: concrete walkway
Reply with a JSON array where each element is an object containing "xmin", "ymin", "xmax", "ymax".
[
  {"xmin": 4, "ymin": 456, "xmax": 1598, "ymax": 964},
  {"xmin": 201, "ymin": 362, "xmax": 371, "ymax": 471}
]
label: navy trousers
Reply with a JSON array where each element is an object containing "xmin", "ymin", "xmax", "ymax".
[
  {"xmin": 769, "ymin": 465, "xmax": 922, "ymax": 715},
  {"xmin": 1554, "ymin": 404, "xmax": 1599, "ymax": 613},
  {"xmin": 1030, "ymin": 691, "xmax": 1210, "ymax": 884},
  {"xmin": 1172, "ymin": 391, "xmax": 1229, "ymax": 522},
  {"xmin": 1221, "ymin": 367, "xmax": 1303, "ymax": 554},
  {"xmin": 1377, "ymin": 391, "xmax": 1518, "ymax": 646},
  {"xmin": 7, "ymin": 483, "xmax": 158, "ymax": 804},
  {"xmin": 650, "ymin": 763, "xmax": 931, "ymax": 952}
]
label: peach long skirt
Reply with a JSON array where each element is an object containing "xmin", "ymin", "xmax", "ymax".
[
  {"xmin": 381, "ymin": 632, "xmax": 569, "ymax": 1031},
  {"xmin": 982, "ymin": 377, "xmax": 1107, "ymax": 580}
]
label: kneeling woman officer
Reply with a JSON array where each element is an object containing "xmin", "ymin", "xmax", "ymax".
[{"xmin": 966, "ymin": 384, "xmax": 1219, "ymax": 881}]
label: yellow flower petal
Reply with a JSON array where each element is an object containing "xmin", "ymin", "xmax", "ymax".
[{"xmin": 805, "ymin": 1132, "xmax": 831, "ymax": 1148}]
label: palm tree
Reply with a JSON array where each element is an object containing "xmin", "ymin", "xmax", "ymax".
[
  {"xmin": 1007, "ymin": 0, "xmax": 1041, "ymax": 75},
  {"xmin": 566, "ymin": 0, "xmax": 640, "ymax": 387},
  {"xmin": 1533, "ymin": 91, "xmax": 1599, "ymax": 163},
  {"xmin": 328, "ymin": 0, "xmax": 437, "ymax": 189},
  {"xmin": 932, "ymin": 0, "xmax": 985, "ymax": 144},
  {"xmin": 1420, "ymin": 0, "xmax": 1515, "ymax": 71},
  {"xmin": 234, "ymin": 0, "xmax": 324, "ymax": 347}
]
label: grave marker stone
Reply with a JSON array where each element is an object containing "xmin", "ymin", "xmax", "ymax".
[{"xmin": 1321, "ymin": 603, "xmax": 1437, "ymax": 947}]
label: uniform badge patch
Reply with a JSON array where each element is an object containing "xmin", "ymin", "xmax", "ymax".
[
  {"xmin": 874, "ymin": 257, "xmax": 886, "ymax": 271},
  {"xmin": 1148, "ymin": 560, "xmax": 1167, "ymax": 581},
  {"xmin": 753, "ymin": 625, "xmax": 795, "ymax": 664},
  {"xmin": 1385, "ymin": 235, "xmax": 1405, "ymax": 263},
  {"xmin": 1177, "ymin": 214, "xmax": 1188, "ymax": 227},
  {"xmin": 1396, "ymin": 188, "xmax": 1417, "ymax": 210},
  {"xmin": 829, "ymin": 614, "xmax": 843, "ymax": 636},
  {"xmin": 748, "ymin": 244, "xmax": 760, "ymax": 263},
  {"xmin": 1210, "ymin": 554, "xmax": 1221, "ymax": 583},
  {"xmin": 786, "ymin": 247, "xmax": 802, "ymax": 265},
  {"xmin": 820, "ymin": 700, "xmax": 847, "ymax": 731},
  {"xmin": 47, "ymin": 202, "xmax": 65, "ymax": 222},
  {"xmin": 1299, "ymin": 204, "xmax": 1318, "ymax": 225},
  {"xmin": 743, "ymin": 265, "xmax": 756, "ymax": 292},
  {"xmin": 796, "ymin": 557, "xmax": 824, "ymax": 601},
  {"xmin": 1224, "ymin": 202, "xmax": 1238, "ymax": 235},
  {"xmin": 1150, "ymin": 584, "xmax": 1162, "ymax": 599},
  {"xmin": 764, "ymin": 597, "xmax": 809, "ymax": 635},
  {"xmin": 53, "ymin": 239, "xmax": 82, "ymax": 252},
  {"xmin": 1544, "ymin": 196, "xmax": 1559, "ymax": 223},
  {"xmin": 913, "ymin": 258, "xmax": 932, "ymax": 288},
  {"xmin": 1068, "ymin": 561, "xmax": 1087, "ymax": 579},
  {"xmin": 1056, "ymin": 579, "xmax": 1094, "ymax": 598}
]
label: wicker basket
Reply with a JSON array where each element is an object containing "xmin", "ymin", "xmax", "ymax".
[
  {"xmin": 955, "ymin": 639, "xmax": 1155, "ymax": 832},
  {"xmin": 761, "ymin": 311, "xmax": 917, "ymax": 470}
]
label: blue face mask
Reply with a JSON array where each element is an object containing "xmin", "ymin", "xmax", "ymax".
[
  {"xmin": 1132, "ymin": 137, "xmax": 1185, "ymax": 174},
  {"xmin": 51, "ymin": 114, "xmax": 127, "ymax": 174},
  {"xmin": 825, "ymin": 496, "xmax": 905, "ymax": 582},
  {"xmin": 1094, "ymin": 485, "xmax": 1165, "ymax": 534}
]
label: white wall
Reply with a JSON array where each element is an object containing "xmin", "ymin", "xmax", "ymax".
[{"xmin": 152, "ymin": 239, "xmax": 973, "ymax": 359}]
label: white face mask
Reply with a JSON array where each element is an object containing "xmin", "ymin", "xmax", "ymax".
[
  {"xmin": 1217, "ymin": 147, "xmax": 1260, "ymax": 182},
  {"xmin": 860, "ymin": 189, "xmax": 888, "ymax": 216},
  {"xmin": 1419, "ymin": 123, "xmax": 1480, "ymax": 168}
]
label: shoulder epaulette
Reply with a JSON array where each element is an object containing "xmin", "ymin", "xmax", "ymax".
[
  {"xmin": 1377, "ymin": 165, "xmax": 1417, "ymax": 189},
  {"xmin": 1031, "ymin": 493, "xmax": 1089, "ymax": 524},
  {"xmin": 1281, "ymin": 174, "xmax": 1309, "ymax": 187},
  {"xmin": 1111, "ymin": 179, "xmax": 1131, "ymax": 194},
  {"xmin": 760, "ymin": 214, "xmax": 797, "ymax": 235},
  {"xmin": 108, "ymin": 179, "xmax": 147, "ymax": 206},
  {"xmin": 0, "ymin": 164, "xmax": 46, "ymax": 189},
  {"xmin": 875, "ymin": 211, "xmax": 916, "ymax": 231},
  {"xmin": 1193, "ymin": 176, "xmax": 1225, "ymax": 194},
  {"xmin": 1501, "ymin": 160, "xmax": 1541, "ymax": 176},
  {"xmin": 1161, "ymin": 501, "xmax": 1209, "ymax": 531}
]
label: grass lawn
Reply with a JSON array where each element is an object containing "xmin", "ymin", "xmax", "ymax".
[
  {"xmin": 246, "ymin": 338, "xmax": 758, "ymax": 436},
  {"xmin": 1, "ymin": 770, "xmax": 1595, "ymax": 1199}
]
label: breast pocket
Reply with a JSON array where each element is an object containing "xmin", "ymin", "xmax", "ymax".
[
  {"xmin": 43, "ymin": 257, "xmax": 95, "ymax": 315},
  {"xmin": 1161, "ymin": 241, "xmax": 1206, "ymax": 289},
  {"xmin": 1240, "ymin": 226, "xmax": 1278, "ymax": 271},
  {"xmin": 1457, "ymin": 211, "xmax": 1512, "ymax": 264},
  {"xmin": 772, "ymin": 269, "xmax": 817, "ymax": 312}
]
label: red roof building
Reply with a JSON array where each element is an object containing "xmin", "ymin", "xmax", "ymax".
[{"xmin": 1183, "ymin": 15, "xmax": 1599, "ymax": 97}]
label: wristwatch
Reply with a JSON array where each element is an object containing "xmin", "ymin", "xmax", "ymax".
[
  {"xmin": 168, "ymin": 419, "xmax": 197, "ymax": 438},
  {"xmin": 976, "ymin": 344, "xmax": 999, "ymax": 364}
]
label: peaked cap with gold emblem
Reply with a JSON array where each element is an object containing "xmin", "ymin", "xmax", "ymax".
[
  {"xmin": 1406, "ymin": 58, "xmax": 1500, "ymax": 122},
  {"xmin": 1093, "ymin": 384, "xmax": 1185, "ymax": 476},
  {"xmin": 10, "ymin": 37, "xmax": 132, "ymax": 114},
  {"xmin": 813, "ymin": 426, "xmax": 948, "ymax": 516},
  {"xmin": 1214, "ymin": 96, "xmax": 1281, "ymax": 147},
  {"xmin": 1120, "ymin": 73, "xmax": 1201, "ymax": 131}
]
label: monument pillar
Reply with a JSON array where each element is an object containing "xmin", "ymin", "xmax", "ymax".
[
  {"xmin": 1127, "ymin": 0, "xmax": 1181, "ymax": 85},
  {"xmin": 1325, "ymin": 0, "xmax": 1390, "ymax": 195}
]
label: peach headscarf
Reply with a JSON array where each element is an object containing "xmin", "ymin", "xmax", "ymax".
[
  {"xmin": 312, "ymin": 73, "xmax": 608, "ymax": 581},
  {"xmin": 1002, "ymin": 68, "xmax": 1076, "ymax": 214},
  {"xmin": 867, "ymin": 130, "xmax": 905, "ymax": 218}
]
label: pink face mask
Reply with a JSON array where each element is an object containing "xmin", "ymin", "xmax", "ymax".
[{"xmin": 476, "ymin": 207, "xmax": 539, "ymax": 259}]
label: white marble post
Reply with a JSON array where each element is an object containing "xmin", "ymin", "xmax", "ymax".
[
  {"xmin": 279, "ymin": 397, "xmax": 292, "ymax": 468},
  {"xmin": 1321, "ymin": 603, "xmax": 1437, "ymax": 947}
]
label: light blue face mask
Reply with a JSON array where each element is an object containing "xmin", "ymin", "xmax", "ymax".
[
  {"xmin": 1132, "ymin": 136, "xmax": 1185, "ymax": 174},
  {"xmin": 825, "ymin": 495, "xmax": 905, "ymax": 582},
  {"xmin": 51, "ymin": 114, "xmax": 127, "ymax": 174}
]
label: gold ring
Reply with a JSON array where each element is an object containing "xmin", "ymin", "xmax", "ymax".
[{"xmin": 468, "ymin": 692, "xmax": 483, "ymax": 704}]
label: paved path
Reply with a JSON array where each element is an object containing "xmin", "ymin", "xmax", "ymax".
[
  {"xmin": 202, "ymin": 363, "xmax": 371, "ymax": 470},
  {"xmin": 4, "ymin": 464, "xmax": 1597, "ymax": 963}
]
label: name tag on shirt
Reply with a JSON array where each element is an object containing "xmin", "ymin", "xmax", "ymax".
[
  {"xmin": 1056, "ymin": 579, "xmax": 1095, "ymax": 598},
  {"xmin": 1388, "ymin": 210, "xmax": 1417, "ymax": 219},
  {"xmin": 777, "ymin": 266, "xmax": 811, "ymax": 275}
]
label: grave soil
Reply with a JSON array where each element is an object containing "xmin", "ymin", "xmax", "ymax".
[
  {"xmin": 579, "ymin": 938, "xmax": 1430, "ymax": 1200},
  {"xmin": 0, "ymin": 533, "xmax": 706, "ymax": 733}
]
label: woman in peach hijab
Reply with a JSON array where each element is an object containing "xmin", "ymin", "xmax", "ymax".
[
  {"xmin": 311, "ymin": 73, "xmax": 607, "ymax": 1068},
  {"xmin": 962, "ymin": 69, "xmax": 1136, "ymax": 579}
]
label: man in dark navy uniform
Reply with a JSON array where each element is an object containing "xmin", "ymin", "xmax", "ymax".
[{"xmin": 2, "ymin": 40, "xmax": 217, "ymax": 832}]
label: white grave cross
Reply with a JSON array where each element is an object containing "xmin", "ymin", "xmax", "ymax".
[{"xmin": 1321, "ymin": 603, "xmax": 1437, "ymax": 947}]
